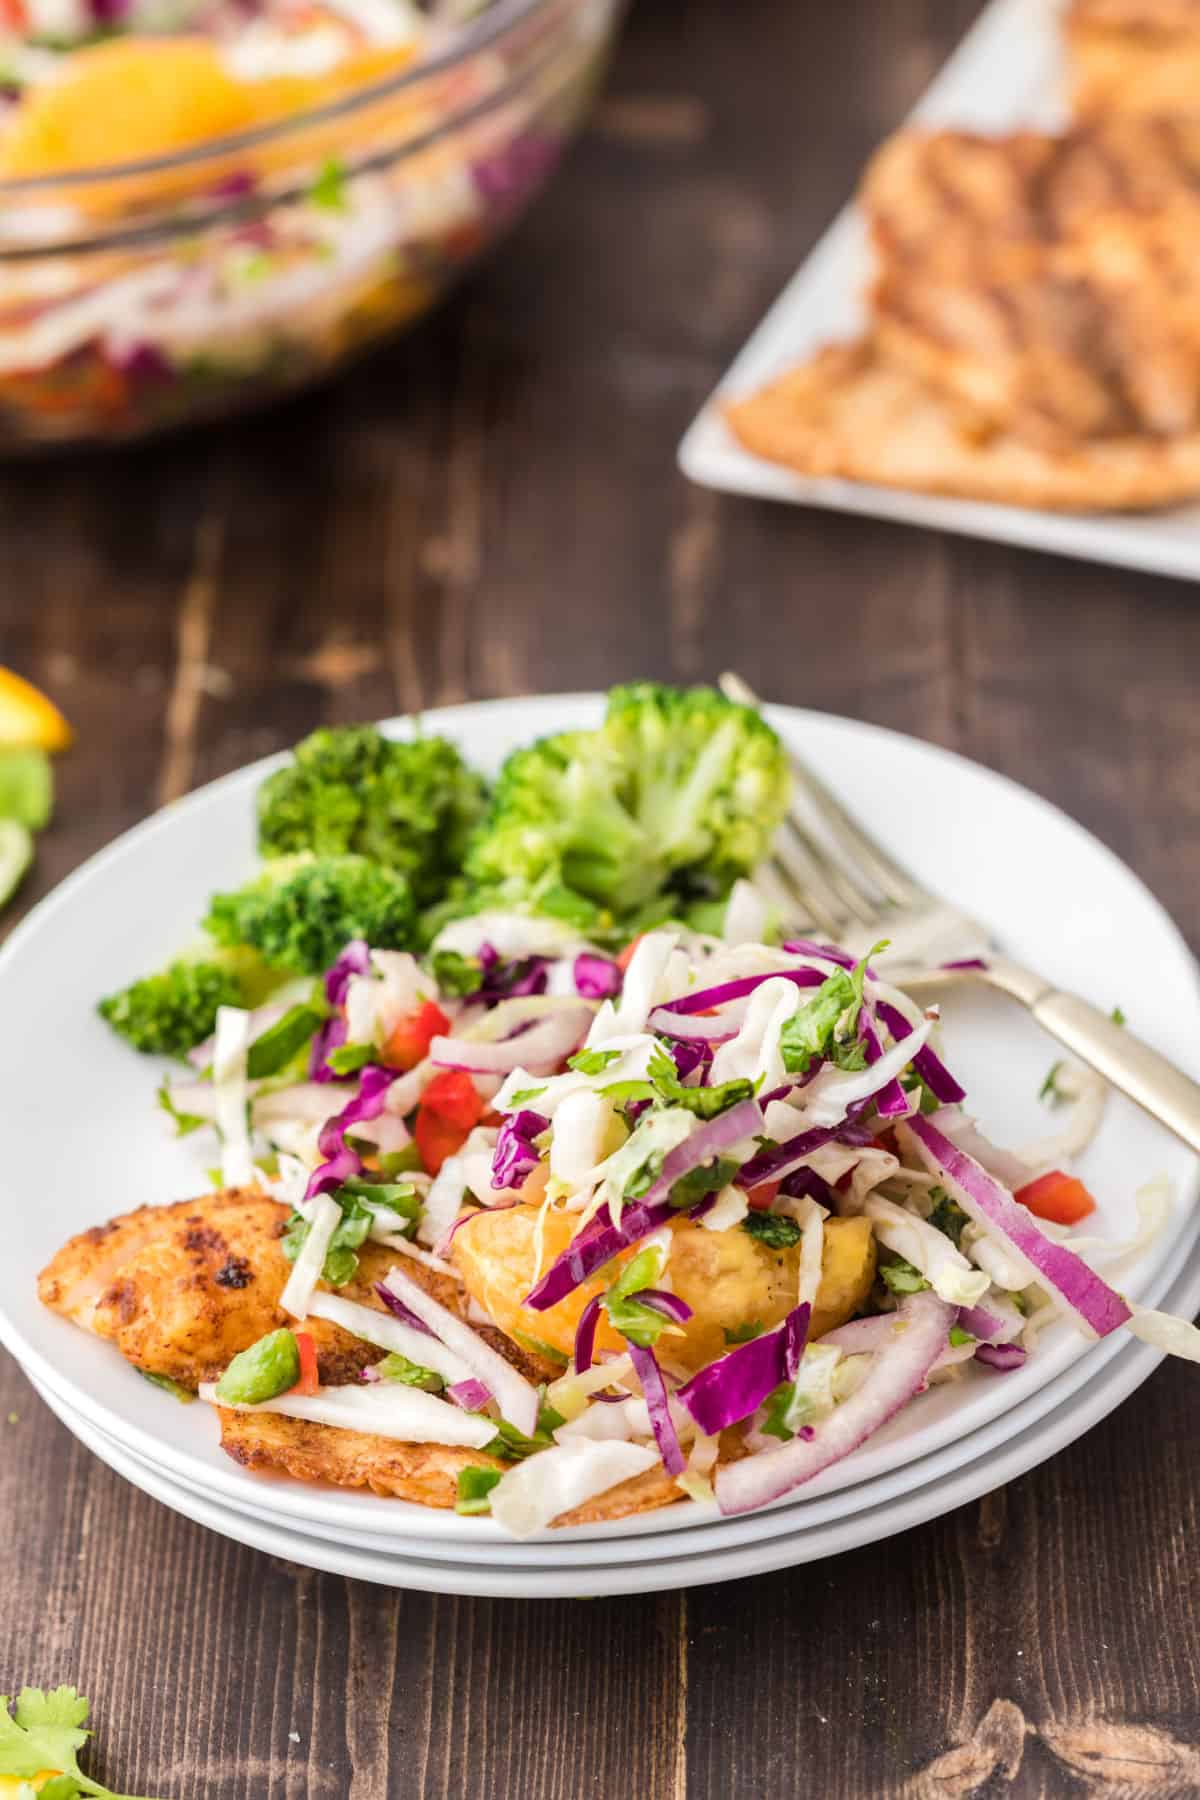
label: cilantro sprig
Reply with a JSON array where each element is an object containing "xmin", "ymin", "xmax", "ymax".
[
  {"xmin": 0, "ymin": 1687, "xmax": 165, "ymax": 1798},
  {"xmin": 282, "ymin": 1177, "xmax": 421, "ymax": 1286},
  {"xmin": 778, "ymin": 944, "xmax": 886, "ymax": 1076}
]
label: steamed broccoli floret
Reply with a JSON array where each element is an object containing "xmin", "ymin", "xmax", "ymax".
[
  {"xmin": 97, "ymin": 945, "xmax": 273, "ymax": 1058},
  {"xmin": 203, "ymin": 853, "xmax": 415, "ymax": 975},
  {"xmin": 463, "ymin": 683, "xmax": 791, "ymax": 920},
  {"xmin": 256, "ymin": 726, "xmax": 487, "ymax": 904}
]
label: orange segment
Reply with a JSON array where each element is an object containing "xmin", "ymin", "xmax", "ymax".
[
  {"xmin": 0, "ymin": 666, "xmax": 73, "ymax": 750},
  {"xmin": 0, "ymin": 36, "xmax": 418, "ymax": 179}
]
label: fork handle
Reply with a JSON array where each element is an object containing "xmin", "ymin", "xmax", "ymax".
[{"xmin": 1022, "ymin": 973, "xmax": 1200, "ymax": 1156}]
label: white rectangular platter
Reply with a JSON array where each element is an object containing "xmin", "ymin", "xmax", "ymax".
[{"xmin": 678, "ymin": 0, "xmax": 1200, "ymax": 582}]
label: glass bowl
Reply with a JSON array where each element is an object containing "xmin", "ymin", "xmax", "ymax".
[{"xmin": 0, "ymin": 0, "xmax": 622, "ymax": 451}]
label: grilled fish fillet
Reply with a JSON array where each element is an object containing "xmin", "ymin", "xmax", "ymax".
[
  {"xmin": 862, "ymin": 122, "xmax": 1200, "ymax": 447},
  {"xmin": 1066, "ymin": 0, "xmax": 1200, "ymax": 117},
  {"xmin": 37, "ymin": 1189, "xmax": 463, "ymax": 1389},
  {"xmin": 217, "ymin": 1407, "xmax": 683, "ymax": 1522},
  {"xmin": 724, "ymin": 336, "xmax": 1200, "ymax": 511}
]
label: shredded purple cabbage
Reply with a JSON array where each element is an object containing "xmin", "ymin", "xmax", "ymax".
[
  {"xmin": 309, "ymin": 1014, "xmax": 348, "ymax": 1084},
  {"xmin": 874, "ymin": 998, "xmax": 966, "ymax": 1104},
  {"xmin": 677, "ymin": 1303, "xmax": 810, "ymax": 1435},
  {"xmin": 573, "ymin": 952, "xmax": 623, "ymax": 1000},
  {"xmin": 305, "ymin": 1064, "xmax": 396, "ymax": 1198},
  {"xmin": 491, "ymin": 1109, "xmax": 548, "ymax": 1190},
  {"xmin": 375, "ymin": 1282, "xmax": 434, "ymax": 1335},
  {"xmin": 324, "ymin": 939, "xmax": 371, "ymax": 1009},
  {"xmin": 628, "ymin": 1342, "xmax": 686, "ymax": 1476}
]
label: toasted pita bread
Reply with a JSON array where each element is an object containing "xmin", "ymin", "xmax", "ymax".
[{"xmin": 724, "ymin": 336, "xmax": 1200, "ymax": 511}]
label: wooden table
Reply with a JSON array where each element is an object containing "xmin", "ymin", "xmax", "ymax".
[{"xmin": 3, "ymin": 2, "xmax": 1199, "ymax": 1793}]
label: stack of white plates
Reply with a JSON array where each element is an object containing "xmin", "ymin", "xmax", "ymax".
[{"xmin": 2, "ymin": 697, "xmax": 1197, "ymax": 1598}]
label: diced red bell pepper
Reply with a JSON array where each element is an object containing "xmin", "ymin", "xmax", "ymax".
[
  {"xmin": 294, "ymin": 1330, "xmax": 319, "ymax": 1396},
  {"xmin": 746, "ymin": 1179, "xmax": 781, "ymax": 1212},
  {"xmin": 382, "ymin": 999, "xmax": 451, "ymax": 1072},
  {"xmin": 1015, "ymin": 1169, "xmax": 1097, "ymax": 1226},
  {"xmin": 414, "ymin": 1069, "xmax": 485, "ymax": 1175}
]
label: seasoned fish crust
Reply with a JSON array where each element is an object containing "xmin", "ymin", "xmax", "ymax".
[
  {"xmin": 37, "ymin": 1189, "xmax": 461, "ymax": 1389},
  {"xmin": 217, "ymin": 1407, "xmax": 685, "ymax": 1523},
  {"xmin": 724, "ymin": 337, "xmax": 1200, "ymax": 511},
  {"xmin": 1066, "ymin": 0, "xmax": 1200, "ymax": 117}
]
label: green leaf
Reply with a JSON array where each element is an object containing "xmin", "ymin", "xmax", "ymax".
[
  {"xmin": 741, "ymin": 1212, "xmax": 802, "ymax": 1250},
  {"xmin": 1038, "ymin": 1060, "xmax": 1069, "ymax": 1109},
  {"xmin": 880, "ymin": 1257, "xmax": 929, "ymax": 1295},
  {"xmin": 723, "ymin": 1320, "xmax": 764, "ymax": 1345},
  {"xmin": 567, "ymin": 1047, "xmax": 623, "ymax": 1076},
  {"xmin": 325, "ymin": 1042, "xmax": 375, "ymax": 1077},
  {"xmin": 310, "ymin": 155, "xmax": 348, "ymax": 212},
  {"xmin": 603, "ymin": 1244, "xmax": 672, "ymax": 1347},
  {"xmin": 644, "ymin": 1045, "xmax": 754, "ymax": 1119},
  {"xmin": 456, "ymin": 1467, "xmax": 502, "ymax": 1514},
  {"xmin": 510, "ymin": 1329, "xmax": 570, "ymax": 1367},
  {"xmin": 948, "ymin": 1326, "xmax": 975, "ymax": 1347},
  {"xmin": 508, "ymin": 1086, "xmax": 547, "ymax": 1106},
  {"xmin": 623, "ymin": 1153, "xmax": 664, "ymax": 1200},
  {"xmin": 337, "ymin": 1177, "xmax": 421, "ymax": 1221},
  {"xmin": 779, "ymin": 942, "xmax": 886, "ymax": 1075},
  {"xmin": 246, "ymin": 1004, "xmax": 324, "ymax": 1079},
  {"xmin": 375, "ymin": 1352, "xmax": 444, "ymax": 1393},
  {"xmin": 137, "ymin": 1369, "xmax": 195, "ymax": 1405},
  {"xmin": 669, "ymin": 1155, "xmax": 738, "ymax": 1210},
  {"xmin": 760, "ymin": 1379, "xmax": 812, "ymax": 1443},
  {"xmin": 928, "ymin": 1188, "xmax": 969, "ymax": 1250},
  {"xmin": 481, "ymin": 1416, "xmax": 558, "ymax": 1461},
  {"xmin": 155, "ymin": 1080, "xmax": 206, "ymax": 1138},
  {"xmin": 0, "ymin": 748, "xmax": 52, "ymax": 830},
  {"xmin": 430, "ymin": 950, "xmax": 483, "ymax": 996},
  {"xmin": 1111, "ymin": 1005, "xmax": 1127, "ymax": 1028}
]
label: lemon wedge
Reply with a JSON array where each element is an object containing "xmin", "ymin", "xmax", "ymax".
[{"xmin": 0, "ymin": 668, "xmax": 73, "ymax": 751}]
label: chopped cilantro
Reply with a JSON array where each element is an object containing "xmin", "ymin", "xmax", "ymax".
[
  {"xmin": 0, "ymin": 1685, "xmax": 163, "ymax": 1798},
  {"xmin": 511, "ymin": 1329, "xmax": 570, "ymax": 1366},
  {"xmin": 928, "ymin": 1188, "xmax": 969, "ymax": 1249},
  {"xmin": 568, "ymin": 1047, "xmax": 623, "ymax": 1075},
  {"xmin": 156, "ymin": 1079, "xmax": 205, "ymax": 1138},
  {"xmin": 645, "ymin": 1045, "xmax": 753, "ymax": 1118},
  {"xmin": 603, "ymin": 1245, "xmax": 671, "ymax": 1347},
  {"xmin": 948, "ymin": 1326, "xmax": 975, "ymax": 1348},
  {"xmin": 723, "ymin": 1320, "xmax": 764, "ymax": 1345},
  {"xmin": 741, "ymin": 1212, "xmax": 803, "ymax": 1250},
  {"xmin": 623, "ymin": 1153, "xmax": 664, "ymax": 1200},
  {"xmin": 455, "ymin": 1467, "xmax": 502, "ymax": 1514},
  {"xmin": 1039, "ymin": 1060, "xmax": 1070, "ymax": 1108},
  {"xmin": 137, "ymin": 1369, "xmax": 195, "ymax": 1404},
  {"xmin": 509, "ymin": 1085, "xmax": 547, "ymax": 1106},
  {"xmin": 481, "ymin": 1416, "xmax": 558, "ymax": 1461},
  {"xmin": 669, "ymin": 1154, "xmax": 739, "ymax": 1210},
  {"xmin": 375, "ymin": 1352, "xmax": 444, "ymax": 1393},
  {"xmin": 778, "ymin": 942, "xmax": 886, "ymax": 1075},
  {"xmin": 282, "ymin": 1175, "xmax": 418, "ymax": 1287},
  {"xmin": 760, "ymin": 1378, "xmax": 812, "ymax": 1443},
  {"xmin": 880, "ymin": 1257, "xmax": 930, "ymax": 1295},
  {"xmin": 310, "ymin": 156, "xmax": 348, "ymax": 212},
  {"xmin": 901, "ymin": 1071, "xmax": 941, "ymax": 1114},
  {"xmin": 1111, "ymin": 1005, "xmax": 1127, "ymax": 1027},
  {"xmin": 431, "ymin": 949, "xmax": 483, "ymax": 996}
]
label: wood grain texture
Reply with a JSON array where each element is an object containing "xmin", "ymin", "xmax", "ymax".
[{"xmin": 3, "ymin": 0, "xmax": 1200, "ymax": 1794}]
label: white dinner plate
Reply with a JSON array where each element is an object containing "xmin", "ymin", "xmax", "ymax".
[
  {"xmin": 32, "ymin": 1183, "xmax": 1200, "ymax": 1565},
  {"xmin": 678, "ymin": 0, "xmax": 1200, "ymax": 583},
  {"xmin": 0, "ymin": 695, "xmax": 1197, "ymax": 1549},
  {"xmin": 28, "ymin": 1224, "xmax": 1200, "ymax": 1596}
]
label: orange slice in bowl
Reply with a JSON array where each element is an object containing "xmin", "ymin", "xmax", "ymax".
[
  {"xmin": 0, "ymin": 36, "xmax": 420, "ymax": 181},
  {"xmin": 0, "ymin": 667, "xmax": 73, "ymax": 750}
]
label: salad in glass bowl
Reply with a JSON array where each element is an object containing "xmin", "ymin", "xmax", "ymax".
[
  {"xmin": 0, "ymin": 0, "xmax": 621, "ymax": 449},
  {"xmin": 35, "ymin": 684, "xmax": 1200, "ymax": 1536}
]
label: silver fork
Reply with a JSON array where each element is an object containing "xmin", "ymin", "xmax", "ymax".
[{"xmin": 720, "ymin": 672, "xmax": 1200, "ymax": 1157}]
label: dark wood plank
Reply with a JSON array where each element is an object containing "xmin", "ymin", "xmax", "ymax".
[{"xmin": 3, "ymin": 0, "xmax": 1200, "ymax": 1795}]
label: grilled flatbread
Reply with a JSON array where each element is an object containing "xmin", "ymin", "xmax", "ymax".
[{"xmin": 724, "ymin": 336, "xmax": 1200, "ymax": 511}]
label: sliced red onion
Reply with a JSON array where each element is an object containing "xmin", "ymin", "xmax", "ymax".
[
  {"xmin": 779, "ymin": 1166, "xmax": 835, "ymax": 1205},
  {"xmin": 654, "ymin": 967, "xmax": 826, "ymax": 1019},
  {"xmin": 633, "ymin": 1289, "xmax": 693, "ymax": 1325},
  {"xmin": 574, "ymin": 953, "xmax": 622, "ymax": 1000},
  {"xmin": 943, "ymin": 957, "xmax": 988, "ymax": 972},
  {"xmin": 911, "ymin": 1110, "xmax": 1033, "ymax": 1193},
  {"xmin": 524, "ymin": 1096, "xmax": 765, "ymax": 1312},
  {"xmin": 647, "ymin": 1011, "xmax": 741, "ymax": 1045},
  {"xmin": 431, "ymin": 1005, "xmax": 590, "ymax": 1076},
  {"xmin": 874, "ymin": 998, "xmax": 965, "ymax": 1103},
  {"xmin": 906, "ymin": 1112, "xmax": 1131, "ymax": 1339},
  {"xmin": 957, "ymin": 1296, "xmax": 1025, "ymax": 1345},
  {"xmin": 781, "ymin": 939, "xmax": 857, "ymax": 970},
  {"xmin": 325, "ymin": 938, "xmax": 371, "ymax": 1008},
  {"xmin": 715, "ymin": 1292, "xmax": 954, "ymax": 1515},
  {"xmin": 817, "ymin": 1315, "xmax": 907, "ymax": 1355},
  {"xmin": 670, "ymin": 1038, "xmax": 713, "ymax": 1085},
  {"xmin": 491, "ymin": 1109, "xmax": 548, "ymax": 1190},
  {"xmin": 677, "ymin": 1303, "xmax": 810, "ymax": 1436},
  {"xmin": 975, "ymin": 1341, "xmax": 1027, "ymax": 1372},
  {"xmin": 375, "ymin": 1282, "xmax": 434, "ymax": 1335},
  {"xmin": 448, "ymin": 1377, "xmax": 493, "ymax": 1411},
  {"xmin": 573, "ymin": 1295, "xmax": 603, "ymax": 1373},
  {"xmin": 628, "ymin": 1342, "xmax": 686, "ymax": 1476}
]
